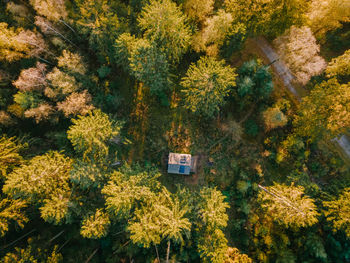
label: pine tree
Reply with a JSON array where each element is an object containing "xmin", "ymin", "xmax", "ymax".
[
  {"xmin": 0, "ymin": 136, "xmax": 24, "ymax": 178},
  {"xmin": 0, "ymin": 198, "xmax": 28, "ymax": 237},
  {"xmin": 258, "ymin": 183, "xmax": 319, "ymax": 228},
  {"xmin": 323, "ymin": 188, "xmax": 350, "ymax": 237},
  {"xmin": 67, "ymin": 109, "xmax": 121, "ymax": 161},
  {"xmin": 80, "ymin": 209, "xmax": 111, "ymax": 239},
  {"xmin": 138, "ymin": 0, "xmax": 192, "ymax": 62},
  {"xmin": 102, "ymin": 166, "xmax": 160, "ymax": 219},
  {"xmin": 235, "ymin": 59, "xmax": 273, "ymax": 107},
  {"xmin": 3, "ymin": 151, "xmax": 73, "ymax": 225},
  {"xmin": 181, "ymin": 56, "xmax": 236, "ymax": 118}
]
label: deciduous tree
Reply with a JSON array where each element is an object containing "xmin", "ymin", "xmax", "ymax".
[
  {"xmin": 326, "ymin": 49, "xmax": 350, "ymax": 79},
  {"xmin": 13, "ymin": 62, "xmax": 47, "ymax": 92},
  {"xmin": 0, "ymin": 198, "xmax": 28, "ymax": 237},
  {"xmin": 273, "ymin": 26, "xmax": 327, "ymax": 85},
  {"xmin": 56, "ymin": 90, "xmax": 94, "ymax": 117},
  {"xmin": 80, "ymin": 209, "xmax": 110, "ymax": 239},
  {"xmin": 294, "ymin": 78, "xmax": 350, "ymax": 140},
  {"xmin": 307, "ymin": 0, "xmax": 350, "ymax": 38},
  {"xmin": 0, "ymin": 136, "xmax": 24, "ymax": 178}
]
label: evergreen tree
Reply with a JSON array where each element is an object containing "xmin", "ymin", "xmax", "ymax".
[
  {"xmin": 138, "ymin": 0, "xmax": 192, "ymax": 62},
  {"xmin": 67, "ymin": 109, "xmax": 121, "ymax": 161},
  {"xmin": 181, "ymin": 56, "xmax": 236, "ymax": 118},
  {"xmin": 0, "ymin": 198, "xmax": 28, "ymax": 237},
  {"xmin": 323, "ymin": 188, "xmax": 350, "ymax": 237},
  {"xmin": 3, "ymin": 151, "xmax": 73, "ymax": 225},
  {"xmin": 235, "ymin": 59, "xmax": 273, "ymax": 107},
  {"xmin": 258, "ymin": 183, "xmax": 319, "ymax": 228},
  {"xmin": 0, "ymin": 136, "xmax": 24, "ymax": 178},
  {"xmin": 80, "ymin": 209, "xmax": 111, "ymax": 239}
]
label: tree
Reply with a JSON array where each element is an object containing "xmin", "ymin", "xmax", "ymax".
[
  {"xmin": 80, "ymin": 209, "xmax": 110, "ymax": 239},
  {"xmin": 323, "ymin": 188, "xmax": 350, "ymax": 237},
  {"xmin": 67, "ymin": 109, "xmax": 121, "ymax": 161},
  {"xmin": 115, "ymin": 34, "xmax": 171, "ymax": 95},
  {"xmin": 326, "ymin": 49, "xmax": 350, "ymax": 79},
  {"xmin": 74, "ymin": 0, "xmax": 120, "ymax": 61},
  {"xmin": 294, "ymin": 78, "xmax": 350, "ymax": 141},
  {"xmin": 181, "ymin": 56, "xmax": 236, "ymax": 118},
  {"xmin": 45, "ymin": 68, "xmax": 79, "ymax": 100},
  {"xmin": 0, "ymin": 136, "xmax": 24, "ymax": 178},
  {"xmin": 24, "ymin": 103, "xmax": 55, "ymax": 123},
  {"xmin": 0, "ymin": 198, "xmax": 28, "ymax": 237},
  {"xmin": 258, "ymin": 183, "xmax": 319, "ymax": 228},
  {"xmin": 307, "ymin": 0, "xmax": 350, "ymax": 38},
  {"xmin": 14, "ymin": 91, "xmax": 43, "ymax": 110},
  {"xmin": 102, "ymin": 166, "xmax": 160, "ymax": 219},
  {"xmin": 197, "ymin": 188, "xmax": 230, "ymax": 263},
  {"xmin": 0, "ymin": 23, "xmax": 34, "ymax": 62},
  {"xmin": 224, "ymin": 0, "xmax": 308, "ymax": 38},
  {"xmin": 183, "ymin": 0, "xmax": 214, "ymax": 24},
  {"xmin": 235, "ymin": 59, "xmax": 273, "ymax": 107},
  {"xmin": 262, "ymin": 106, "xmax": 288, "ymax": 131},
  {"xmin": 138, "ymin": 0, "xmax": 192, "ymax": 62},
  {"xmin": 273, "ymin": 26, "xmax": 327, "ymax": 85},
  {"xmin": 224, "ymin": 247, "xmax": 252, "ymax": 263},
  {"xmin": 57, "ymin": 50, "xmax": 87, "ymax": 75},
  {"xmin": 57, "ymin": 90, "xmax": 94, "ymax": 117},
  {"xmin": 128, "ymin": 188, "xmax": 191, "ymax": 262},
  {"xmin": 13, "ymin": 62, "xmax": 48, "ymax": 92},
  {"xmin": 192, "ymin": 10, "xmax": 235, "ymax": 56},
  {"xmin": 1, "ymin": 244, "xmax": 62, "ymax": 263},
  {"xmin": 30, "ymin": 0, "xmax": 68, "ymax": 22},
  {"xmin": 3, "ymin": 151, "xmax": 73, "ymax": 225}
]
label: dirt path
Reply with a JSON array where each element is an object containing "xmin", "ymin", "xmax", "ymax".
[{"xmin": 254, "ymin": 37, "xmax": 350, "ymax": 161}]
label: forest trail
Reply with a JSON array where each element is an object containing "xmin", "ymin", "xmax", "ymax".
[{"xmin": 254, "ymin": 37, "xmax": 350, "ymax": 161}]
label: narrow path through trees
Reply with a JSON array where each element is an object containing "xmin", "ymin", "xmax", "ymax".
[{"xmin": 254, "ymin": 37, "xmax": 350, "ymax": 160}]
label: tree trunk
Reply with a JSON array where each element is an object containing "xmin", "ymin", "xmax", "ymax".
[
  {"xmin": 166, "ymin": 240, "xmax": 171, "ymax": 263},
  {"xmin": 155, "ymin": 245, "xmax": 160, "ymax": 263}
]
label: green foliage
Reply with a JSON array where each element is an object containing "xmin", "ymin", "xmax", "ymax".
[
  {"xmin": 224, "ymin": 0, "xmax": 308, "ymax": 38},
  {"xmin": 294, "ymin": 78, "xmax": 350, "ymax": 141},
  {"xmin": 326, "ymin": 49, "xmax": 350, "ymax": 81},
  {"xmin": 0, "ymin": 136, "xmax": 24, "ymax": 178},
  {"xmin": 323, "ymin": 188, "xmax": 350, "ymax": 237},
  {"xmin": 236, "ymin": 59, "xmax": 273, "ymax": 107},
  {"xmin": 244, "ymin": 119, "xmax": 259, "ymax": 137},
  {"xmin": 80, "ymin": 209, "xmax": 110, "ymax": 239},
  {"xmin": 70, "ymin": 160, "xmax": 106, "ymax": 189},
  {"xmin": 67, "ymin": 109, "xmax": 121, "ymax": 161},
  {"xmin": 1, "ymin": 244, "xmax": 62, "ymax": 263},
  {"xmin": 102, "ymin": 166, "xmax": 160, "ymax": 219},
  {"xmin": 221, "ymin": 23, "xmax": 247, "ymax": 59},
  {"xmin": 14, "ymin": 91, "xmax": 42, "ymax": 110},
  {"xmin": 181, "ymin": 56, "xmax": 236, "ymax": 118},
  {"xmin": 198, "ymin": 228, "xmax": 228, "ymax": 263},
  {"xmin": 3, "ymin": 151, "xmax": 73, "ymax": 224},
  {"xmin": 128, "ymin": 188, "xmax": 191, "ymax": 247},
  {"xmin": 115, "ymin": 34, "xmax": 170, "ymax": 95},
  {"xmin": 138, "ymin": 0, "xmax": 192, "ymax": 62},
  {"xmin": 199, "ymin": 187, "xmax": 230, "ymax": 230},
  {"xmin": 0, "ymin": 198, "xmax": 28, "ymax": 237},
  {"xmin": 258, "ymin": 183, "xmax": 319, "ymax": 228}
]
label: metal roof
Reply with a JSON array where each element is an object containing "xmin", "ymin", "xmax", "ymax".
[{"xmin": 168, "ymin": 153, "xmax": 191, "ymax": 175}]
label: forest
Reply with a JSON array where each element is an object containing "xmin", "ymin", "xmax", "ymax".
[{"xmin": 0, "ymin": 0, "xmax": 350, "ymax": 262}]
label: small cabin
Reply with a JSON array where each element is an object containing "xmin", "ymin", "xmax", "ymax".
[{"xmin": 167, "ymin": 152, "xmax": 198, "ymax": 175}]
